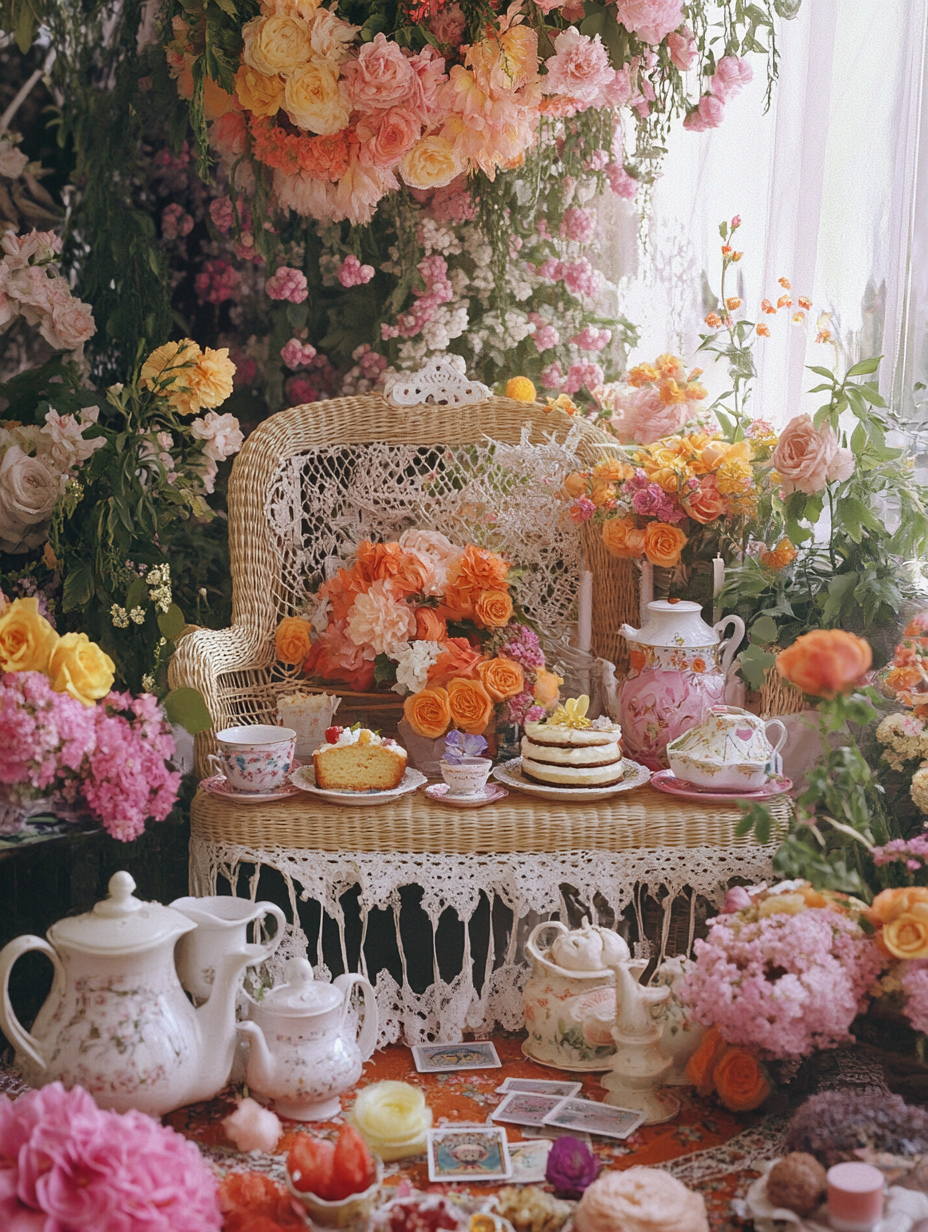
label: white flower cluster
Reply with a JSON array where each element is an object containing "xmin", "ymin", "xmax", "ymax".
[
  {"xmin": 146, "ymin": 564, "xmax": 172, "ymax": 614},
  {"xmin": 877, "ymin": 712, "xmax": 928, "ymax": 773},
  {"xmin": 392, "ymin": 639, "xmax": 442, "ymax": 696}
]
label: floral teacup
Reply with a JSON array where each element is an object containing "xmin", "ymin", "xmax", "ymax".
[
  {"xmin": 439, "ymin": 757, "xmax": 492, "ymax": 798},
  {"xmin": 207, "ymin": 725, "xmax": 296, "ymax": 793}
]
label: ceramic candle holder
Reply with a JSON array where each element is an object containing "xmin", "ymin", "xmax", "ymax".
[
  {"xmin": 439, "ymin": 757, "xmax": 492, "ymax": 798},
  {"xmin": 826, "ymin": 1161, "xmax": 884, "ymax": 1232},
  {"xmin": 286, "ymin": 1158, "xmax": 383, "ymax": 1231}
]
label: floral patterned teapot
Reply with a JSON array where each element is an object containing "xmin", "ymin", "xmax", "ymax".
[
  {"xmin": 667, "ymin": 706, "xmax": 787, "ymax": 791},
  {"xmin": 0, "ymin": 873, "xmax": 260, "ymax": 1116}
]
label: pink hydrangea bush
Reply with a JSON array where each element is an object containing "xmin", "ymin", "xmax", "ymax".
[
  {"xmin": 0, "ymin": 1082, "xmax": 221, "ymax": 1232},
  {"xmin": 679, "ymin": 888, "xmax": 885, "ymax": 1059},
  {"xmin": 901, "ymin": 961, "xmax": 928, "ymax": 1034}
]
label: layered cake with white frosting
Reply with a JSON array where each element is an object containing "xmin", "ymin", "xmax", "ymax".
[
  {"xmin": 313, "ymin": 726, "xmax": 407, "ymax": 791},
  {"xmin": 520, "ymin": 696, "xmax": 624, "ymax": 787}
]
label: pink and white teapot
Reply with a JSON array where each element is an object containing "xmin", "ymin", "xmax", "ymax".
[{"xmin": 619, "ymin": 600, "xmax": 745, "ymax": 770}]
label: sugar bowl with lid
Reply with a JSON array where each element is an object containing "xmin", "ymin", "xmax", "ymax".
[{"xmin": 666, "ymin": 705, "xmax": 787, "ymax": 790}]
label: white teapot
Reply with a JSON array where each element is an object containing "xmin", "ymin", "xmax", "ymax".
[
  {"xmin": 667, "ymin": 705, "xmax": 787, "ymax": 791},
  {"xmin": 239, "ymin": 958, "xmax": 378, "ymax": 1120},
  {"xmin": 0, "ymin": 873, "xmax": 265, "ymax": 1116}
]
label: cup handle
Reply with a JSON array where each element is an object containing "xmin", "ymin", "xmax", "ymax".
[
  {"xmin": 765, "ymin": 718, "xmax": 787, "ymax": 758},
  {"xmin": 206, "ymin": 753, "xmax": 226, "ymax": 781},
  {"xmin": 250, "ymin": 902, "xmax": 287, "ymax": 961}
]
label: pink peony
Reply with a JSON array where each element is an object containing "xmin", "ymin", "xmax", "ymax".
[
  {"xmin": 562, "ymin": 257, "xmax": 601, "ymax": 299},
  {"xmin": 710, "ymin": 55, "xmax": 753, "ymax": 101},
  {"xmin": 615, "ymin": 0, "xmax": 684, "ymax": 44},
  {"xmin": 340, "ymin": 33, "xmax": 417, "ymax": 113},
  {"xmin": 572, "ymin": 326, "xmax": 612, "ymax": 352},
  {"xmin": 561, "ymin": 206, "xmax": 596, "ymax": 243},
  {"xmin": 667, "ymin": 26, "xmax": 697, "ymax": 69},
  {"xmin": 563, "ymin": 361, "xmax": 605, "ymax": 395},
  {"xmin": 606, "ymin": 162, "xmax": 638, "ymax": 199},
  {"xmin": 772, "ymin": 413, "xmax": 855, "ymax": 495},
  {"xmin": 265, "ymin": 265, "xmax": 309, "ymax": 303},
  {"xmin": 345, "ymin": 578, "xmax": 417, "ymax": 657},
  {"xmin": 683, "ymin": 93, "xmax": 725, "ymax": 131},
  {"xmin": 408, "ymin": 46, "xmax": 449, "ymax": 125},
  {"xmin": 542, "ymin": 29, "xmax": 616, "ymax": 103}
]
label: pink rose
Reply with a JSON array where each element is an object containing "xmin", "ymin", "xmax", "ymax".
[
  {"xmin": 683, "ymin": 93, "xmax": 724, "ymax": 131},
  {"xmin": 614, "ymin": 0, "xmax": 684, "ymax": 45},
  {"xmin": 340, "ymin": 33, "xmax": 416, "ymax": 113},
  {"xmin": 0, "ymin": 231, "xmax": 61, "ymax": 269},
  {"xmin": 429, "ymin": 3, "xmax": 465, "ymax": 45},
  {"xmin": 710, "ymin": 55, "xmax": 753, "ymax": 101},
  {"xmin": 190, "ymin": 410, "xmax": 244, "ymax": 462},
  {"xmin": 408, "ymin": 46, "xmax": 449, "ymax": 125},
  {"xmin": 358, "ymin": 106, "xmax": 421, "ymax": 170},
  {"xmin": 45, "ymin": 294, "xmax": 95, "ymax": 351},
  {"xmin": 772, "ymin": 413, "xmax": 855, "ymax": 495},
  {"xmin": 667, "ymin": 26, "xmax": 696, "ymax": 69},
  {"xmin": 542, "ymin": 28, "xmax": 616, "ymax": 103}
]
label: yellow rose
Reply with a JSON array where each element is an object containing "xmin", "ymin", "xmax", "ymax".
[
  {"xmin": 48, "ymin": 632, "xmax": 115, "ymax": 706},
  {"xmin": 235, "ymin": 64, "xmax": 285, "ymax": 117},
  {"xmin": 532, "ymin": 666, "xmax": 562, "ymax": 709},
  {"xmin": 757, "ymin": 893, "xmax": 808, "ymax": 918},
  {"xmin": 283, "ymin": 61, "xmax": 350, "ymax": 134},
  {"xmin": 242, "ymin": 14, "xmax": 313, "ymax": 76},
  {"xmin": 0, "ymin": 597, "xmax": 59, "ymax": 674},
  {"xmin": 186, "ymin": 348, "xmax": 236, "ymax": 412},
  {"xmin": 882, "ymin": 905, "xmax": 928, "ymax": 960},
  {"xmin": 140, "ymin": 339, "xmax": 201, "ymax": 406},
  {"xmin": 399, "ymin": 136, "xmax": 463, "ymax": 191}
]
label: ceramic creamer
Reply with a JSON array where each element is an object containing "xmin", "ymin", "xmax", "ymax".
[
  {"xmin": 239, "ymin": 958, "xmax": 378, "ymax": 1120},
  {"xmin": 666, "ymin": 706, "xmax": 787, "ymax": 790},
  {"xmin": 0, "ymin": 873, "xmax": 264, "ymax": 1115},
  {"xmin": 523, "ymin": 922, "xmax": 629, "ymax": 1070},
  {"xmin": 619, "ymin": 600, "xmax": 745, "ymax": 770},
  {"xmin": 170, "ymin": 894, "xmax": 286, "ymax": 1003}
]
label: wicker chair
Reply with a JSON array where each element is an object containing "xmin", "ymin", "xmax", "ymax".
[{"xmin": 169, "ymin": 391, "xmax": 787, "ymax": 1046}]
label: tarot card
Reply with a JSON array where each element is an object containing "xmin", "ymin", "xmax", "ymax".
[
  {"xmin": 426, "ymin": 1127, "xmax": 512, "ymax": 1182},
  {"xmin": 541, "ymin": 1097, "xmax": 645, "ymax": 1140},
  {"xmin": 508, "ymin": 1139, "xmax": 553, "ymax": 1184},
  {"xmin": 495, "ymin": 1078, "xmax": 582, "ymax": 1097},
  {"xmin": 412, "ymin": 1041, "xmax": 502, "ymax": 1073},
  {"xmin": 521, "ymin": 1125, "xmax": 592, "ymax": 1145},
  {"xmin": 490, "ymin": 1092, "xmax": 569, "ymax": 1127}
]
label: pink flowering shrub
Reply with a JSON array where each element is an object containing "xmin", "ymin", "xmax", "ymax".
[
  {"xmin": 0, "ymin": 1082, "xmax": 221, "ymax": 1231},
  {"xmin": 280, "ymin": 338, "xmax": 318, "ymax": 370},
  {"xmin": 679, "ymin": 899, "xmax": 885, "ymax": 1059},
  {"xmin": 193, "ymin": 257, "xmax": 241, "ymax": 306},
  {"xmin": 901, "ymin": 961, "xmax": 928, "ymax": 1034},
  {"xmin": 265, "ymin": 266, "xmax": 308, "ymax": 303}
]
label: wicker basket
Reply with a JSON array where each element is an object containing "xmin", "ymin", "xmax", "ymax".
[{"xmin": 748, "ymin": 659, "xmax": 805, "ymax": 718}]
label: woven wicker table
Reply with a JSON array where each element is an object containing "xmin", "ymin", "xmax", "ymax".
[{"xmin": 189, "ymin": 783, "xmax": 789, "ymax": 1047}]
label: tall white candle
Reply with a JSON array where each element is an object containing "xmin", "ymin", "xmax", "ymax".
[
  {"xmin": 639, "ymin": 560, "xmax": 654, "ymax": 624},
  {"xmin": 578, "ymin": 569, "xmax": 593, "ymax": 653},
  {"xmin": 712, "ymin": 555, "xmax": 725, "ymax": 624}
]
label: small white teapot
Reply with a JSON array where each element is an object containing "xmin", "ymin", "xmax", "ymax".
[
  {"xmin": 239, "ymin": 958, "xmax": 378, "ymax": 1120},
  {"xmin": 667, "ymin": 705, "xmax": 787, "ymax": 791}
]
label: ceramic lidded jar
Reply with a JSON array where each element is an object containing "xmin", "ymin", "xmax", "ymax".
[
  {"xmin": 238, "ymin": 958, "xmax": 378, "ymax": 1120},
  {"xmin": 618, "ymin": 600, "xmax": 745, "ymax": 770},
  {"xmin": 666, "ymin": 706, "xmax": 787, "ymax": 790},
  {"xmin": 523, "ymin": 921, "xmax": 628, "ymax": 1071}
]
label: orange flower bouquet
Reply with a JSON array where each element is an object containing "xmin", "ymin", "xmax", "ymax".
[{"xmin": 274, "ymin": 530, "xmax": 559, "ymax": 738}]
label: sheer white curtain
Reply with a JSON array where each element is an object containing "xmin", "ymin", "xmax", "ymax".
[{"xmin": 611, "ymin": 0, "xmax": 928, "ymax": 428}]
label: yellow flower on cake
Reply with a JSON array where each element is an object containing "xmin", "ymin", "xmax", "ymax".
[
  {"xmin": 284, "ymin": 61, "xmax": 350, "ymax": 134},
  {"xmin": 242, "ymin": 14, "xmax": 314, "ymax": 77},
  {"xmin": 48, "ymin": 632, "xmax": 116, "ymax": 706},
  {"xmin": 235, "ymin": 65, "xmax": 285, "ymax": 117},
  {"xmin": 399, "ymin": 135, "xmax": 464, "ymax": 191},
  {"xmin": 0, "ymin": 597, "xmax": 59, "ymax": 674}
]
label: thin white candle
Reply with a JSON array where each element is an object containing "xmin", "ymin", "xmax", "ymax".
[
  {"xmin": 578, "ymin": 569, "xmax": 593, "ymax": 653},
  {"xmin": 712, "ymin": 555, "xmax": 725, "ymax": 624},
  {"xmin": 639, "ymin": 560, "xmax": 654, "ymax": 624}
]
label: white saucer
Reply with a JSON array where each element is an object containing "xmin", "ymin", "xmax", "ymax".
[
  {"xmin": 424, "ymin": 782, "xmax": 509, "ymax": 808},
  {"xmin": 290, "ymin": 765, "xmax": 426, "ymax": 806},
  {"xmin": 200, "ymin": 763, "xmax": 304, "ymax": 804},
  {"xmin": 491, "ymin": 757, "xmax": 651, "ymax": 802}
]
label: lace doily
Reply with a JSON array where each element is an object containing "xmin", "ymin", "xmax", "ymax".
[
  {"xmin": 190, "ymin": 838, "xmax": 776, "ymax": 1048},
  {"xmin": 263, "ymin": 426, "xmax": 585, "ymax": 656}
]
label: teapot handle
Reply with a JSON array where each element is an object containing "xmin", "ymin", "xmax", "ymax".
[
  {"xmin": 0, "ymin": 935, "xmax": 64, "ymax": 1072},
  {"xmin": 247, "ymin": 902, "xmax": 287, "ymax": 962},
  {"xmin": 335, "ymin": 974, "xmax": 379, "ymax": 1062},
  {"xmin": 525, "ymin": 920, "xmax": 569, "ymax": 965},
  {"xmin": 714, "ymin": 614, "xmax": 746, "ymax": 679}
]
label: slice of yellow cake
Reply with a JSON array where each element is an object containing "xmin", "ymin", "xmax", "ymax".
[{"xmin": 312, "ymin": 726, "xmax": 407, "ymax": 791}]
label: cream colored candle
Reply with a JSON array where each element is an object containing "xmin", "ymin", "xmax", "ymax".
[{"xmin": 349, "ymin": 1081, "xmax": 433, "ymax": 1162}]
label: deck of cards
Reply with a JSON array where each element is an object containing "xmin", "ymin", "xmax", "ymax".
[{"xmin": 412, "ymin": 1041, "xmax": 502, "ymax": 1073}]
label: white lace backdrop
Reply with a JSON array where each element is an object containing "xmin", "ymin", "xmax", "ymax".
[{"xmin": 599, "ymin": 0, "xmax": 928, "ymax": 429}]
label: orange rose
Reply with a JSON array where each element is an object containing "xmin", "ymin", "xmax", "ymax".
[
  {"xmin": 683, "ymin": 477, "xmax": 727, "ymax": 525},
  {"xmin": 593, "ymin": 458, "xmax": 633, "ymax": 483},
  {"xmin": 427, "ymin": 637, "xmax": 485, "ymax": 687},
  {"xmin": 403, "ymin": 686, "xmax": 451, "ymax": 738},
  {"xmin": 775, "ymin": 629, "xmax": 872, "ymax": 699},
  {"xmin": 563, "ymin": 471, "xmax": 589, "ymax": 498},
  {"xmin": 479, "ymin": 657, "xmax": 525, "ymax": 701},
  {"xmin": 444, "ymin": 545, "xmax": 510, "ymax": 617},
  {"xmin": 474, "ymin": 589, "xmax": 513, "ymax": 630},
  {"xmin": 684, "ymin": 1026, "xmax": 728, "ymax": 1098},
  {"xmin": 533, "ymin": 666, "xmax": 562, "ymax": 709},
  {"xmin": 868, "ymin": 886, "xmax": 928, "ymax": 925},
  {"xmin": 415, "ymin": 608, "xmax": 447, "ymax": 642},
  {"xmin": 355, "ymin": 541, "xmax": 431, "ymax": 596},
  {"xmin": 713, "ymin": 1047, "xmax": 771, "ymax": 1113},
  {"xmin": 319, "ymin": 566, "xmax": 367, "ymax": 623},
  {"xmin": 602, "ymin": 517, "xmax": 646, "ymax": 560},
  {"xmin": 275, "ymin": 616, "xmax": 312, "ymax": 665},
  {"xmin": 643, "ymin": 522, "xmax": 688, "ymax": 567},
  {"xmin": 882, "ymin": 908, "xmax": 928, "ymax": 960},
  {"xmin": 447, "ymin": 677, "xmax": 494, "ymax": 734},
  {"xmin": 590, "ymin": 481, "xmax": 617, "ymax": 507}
]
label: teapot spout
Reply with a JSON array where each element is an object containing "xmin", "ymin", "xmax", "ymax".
[
  {"xmin": 237, "ymin": 1020, "xmax": 277, "ymax": 1093},
  {"xmin": 619, "ymin": 623, "xmax": 640, "ymax": 643},
  {"xmin": 187, "ymin": 947, "xmax": 256, "ymax": 1104}
]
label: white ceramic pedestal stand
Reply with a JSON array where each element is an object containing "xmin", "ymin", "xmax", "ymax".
[{"xmin": 600, "ymin": 959, "xmax": 681, "ymax": 1125}]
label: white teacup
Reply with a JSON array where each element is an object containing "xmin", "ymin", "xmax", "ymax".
[
  {"xmin": 439, "ymin": 756, "xmax": 492, "ymax": 798},
  {"xmin": 207, "ymin": 724, "xmax": 296, "ymax": 793}
]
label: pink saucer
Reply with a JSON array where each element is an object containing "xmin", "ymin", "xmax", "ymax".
[
  {"xmin": 200, "ymin": 762, "xmax": 304, "ymax": 804},
  {"xmin": 424, "ymin": 782, "xmax": 509, "ymax": 808},
  {"xmin": 650, "ymin": 769, "xmax": 792, "ymax": 803}
]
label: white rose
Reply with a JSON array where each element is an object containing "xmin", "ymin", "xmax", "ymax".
[
  {"xmin": 308, "ymin": 7, "xmax": 359, "ymax": 63},
  {"xmin": 190, "ymin": 410, "xmax": 244, "ymax": 461},
  {"xmin": 45, "ymin": 295, "xmax": 95, "ymax": 351},
  {"xmin": 0, "ymin": 446, "xmax": 62, "ymax": 552},
  {"xmin": 0, "ymin": 229, "xmax": 61, "ymax": 269},
  {"xmin": 41, "ymin": 407, "xmax": 106, "ymax": 473}
]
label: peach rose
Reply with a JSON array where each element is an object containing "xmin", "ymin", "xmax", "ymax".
[
  {"xmin": 284, "ymin": 61, "xmax": 350, "ymax": 135},
  {"xmin": 771, "ymin": 413, "xmax": 855, "ymax": 496},
  {"xmin": 868, "ymin": 886, "xmax": 928, "ymax": 925},
  {"xmin": 235, "ymin": 65, "xmax": 285, "ymax": 117},
  {"xmin": 444, "ymin": 545, "xmax": 510, "ymax": 618},
  {"xmin": 415, "ymin": 608, "xmax": 447, "ymax": 642},
  {"xmin": 474, "ymin": 589, "xmax": 513, "ymax": 629},
  {"xmin": 359, "ymin": 108, "xmax": 421, "ymax": 171},
  {"xmin": 563, "ymin": 471, "xmax": 589, "ymax": 498},
  {"xmin": 427, "ymin": 637, "xmax": 484, "ymax": 687},
  {"xmin": 684, "ymin": 1026, "xmax": 728, "ymax": 1098},
  {"xmin": 399, "ymin": 135, "xmax": 464, "ymax": 190},
  {"xmin": 275, "ymin": 616, "xmax": 312, "ymax": 665},
  {"xmin": 355, "ymin": 542, "xmax": 432, "ymax": 597},
  {"xmin": 593, "ymin": 458, "xmax": 633, "ymax": 483},
  {"xmin": 319, "ymin": 566, "xmax": 366, "ymax": 623},
  {"xmin": 775, "ymin": 629, "xmax": 872, "ymax": 699},
  {"xmin": 602, "ymin": 516, "xmax": 646, "ymax": 560},
  {"xmin": 478, "ymin": 657, "xmax": 524, "ymax": 701},
  {"xmin": 532, "ymin": 666, "xmax": 562, "ymax": 709},
  {"xmin": 882, "ymin": 908, "xmax": 928, "ymax": 960},
  {"xmin": 305, "ymin": 618, "xmax": 375, "ymax": 691},
  {"xmin": 403, "ymin": 686, "xmax": 451, "ymax": 738},
  {"xmin": 684, "ymin": 476, "xmax": 727, "ymax": 525},
  {"xmin": 242, "ymin": 14, "xmax": 313, "ymax": 76},
  {"xmin": 712, "ymin": 1047, "xmax": 770, "ymax": 1113},
  {"xmin": 447, "ymin": 677, "xmax": 494, "ymax": 734},
  {"xmin": 340, "ymin": 33, "xmax": 416, "ymax": 112},
  {"xmin": 576, "ymin": 1168, "xmax": 709, "ymax": 1232},
  {"xmin": 643, "ymin": 521, "xmax": 687, "ymax": 567}
]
